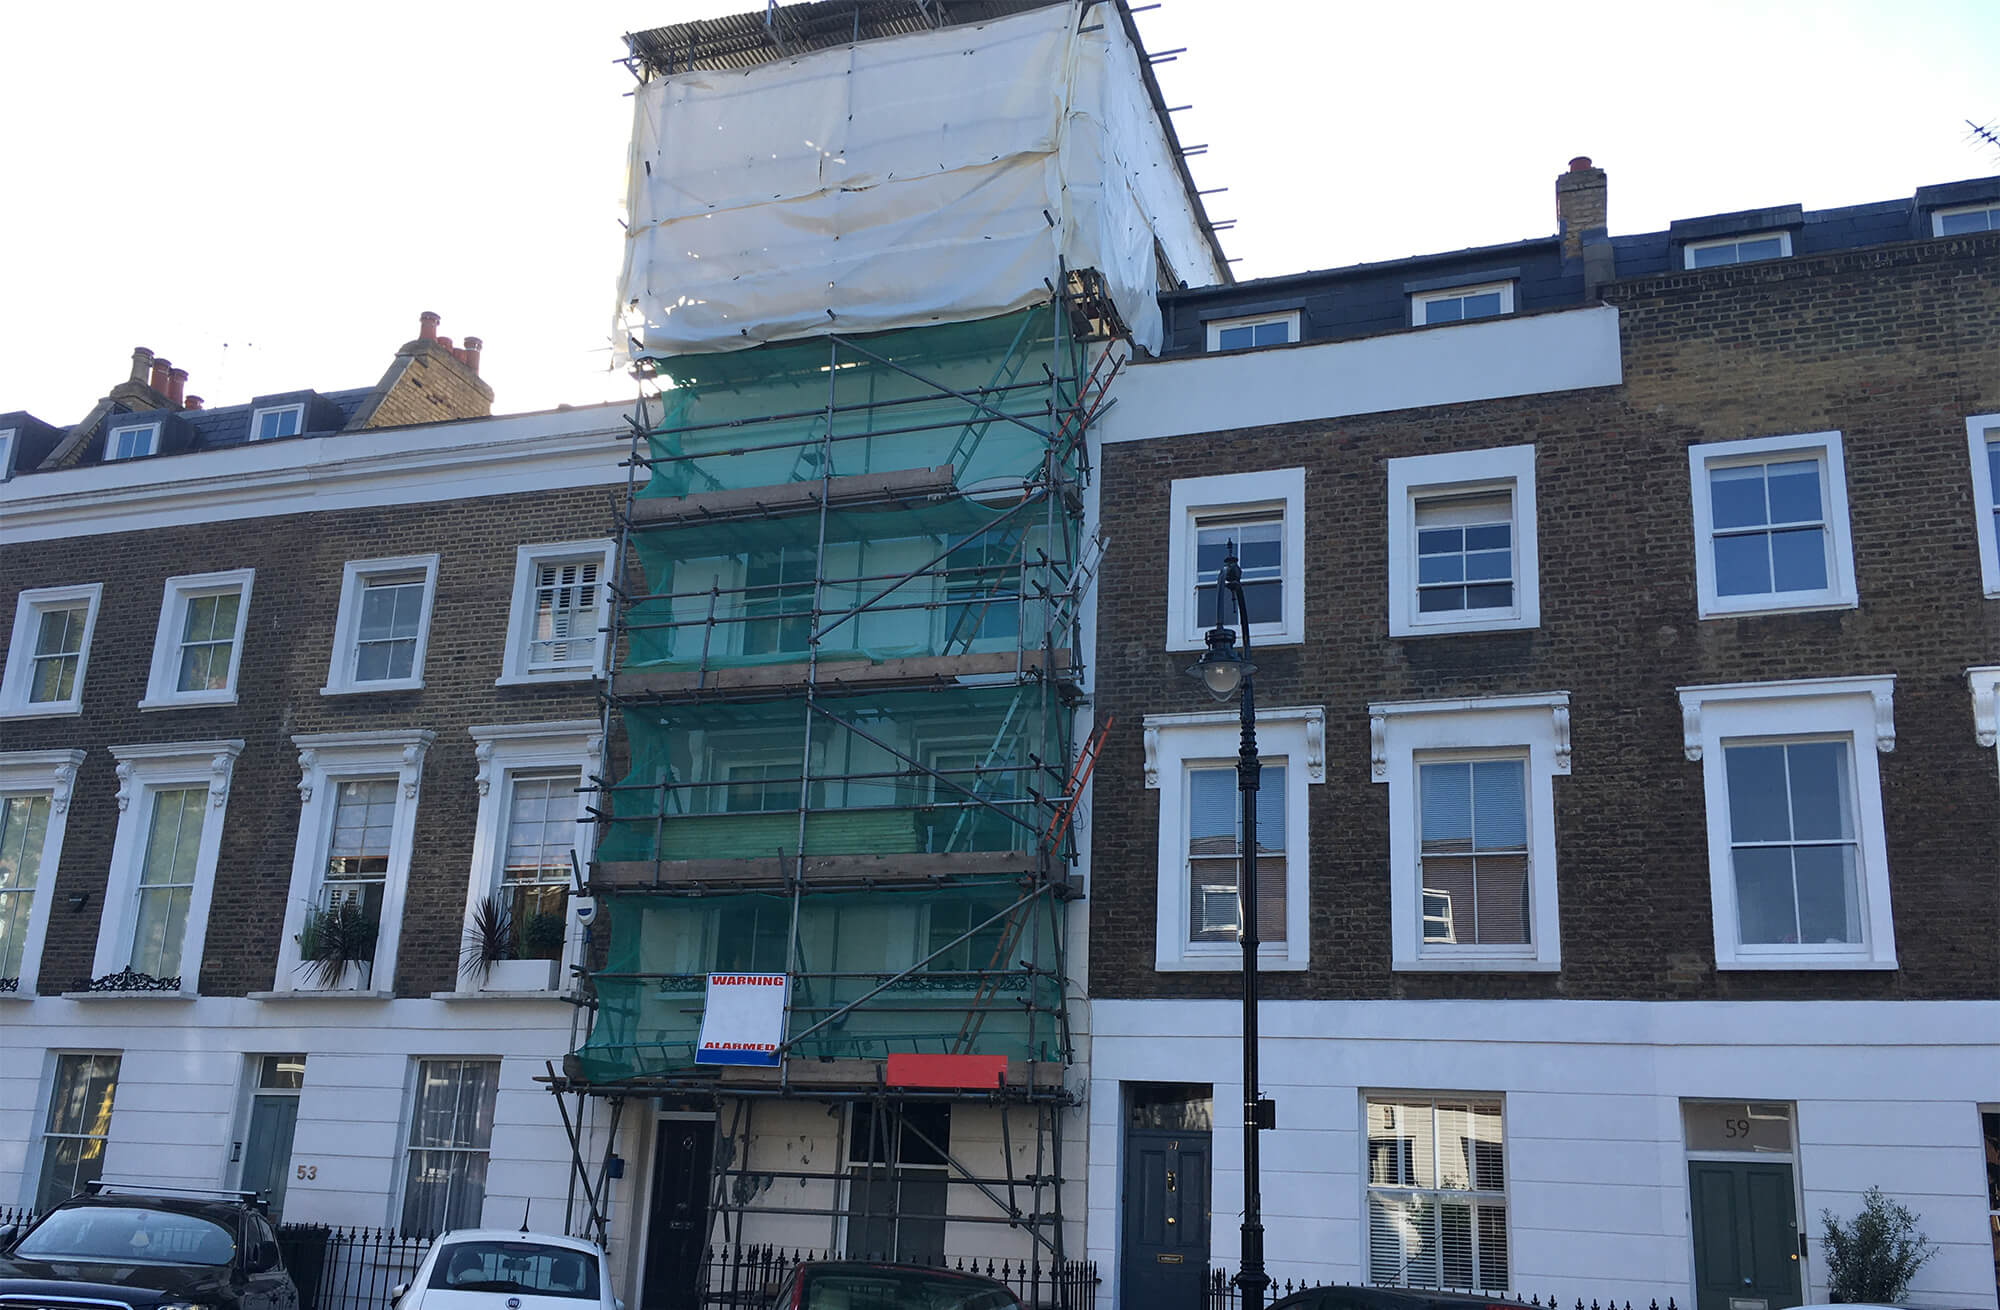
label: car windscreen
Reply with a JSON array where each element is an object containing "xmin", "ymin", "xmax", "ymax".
[
  {"xmin": 800, "ymin": 1270, "xmax": 1021, "ymax": 1310},
  {"xmin": 16, "ymin": 1207, "xmax": 238, "ymax": 1266},
  {"xmin": 427, "ymin": 1240, "xmax": 601, "ymax": 1299}
]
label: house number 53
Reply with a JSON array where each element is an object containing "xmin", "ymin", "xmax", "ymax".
[{"xmin": 295, "ymin": 1164, "xmax": 318, "ymax": 1180}]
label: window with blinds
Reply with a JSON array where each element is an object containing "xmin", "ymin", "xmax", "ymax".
[
  {"xmin": 1366, "ymin": 1096, "xmax": 1507, "ymax": 1293},
  {"xmin": 323, "ymin": 779, "xmax": 396, "ymax": 919},
  {"xmin": 529, "ymin": 560, "xmax": 601, "ymax": 670},
  {"xmin": 1186, "ymin": 763, "xmax": 1286, "ymax": 944},
  {"xmin": 1418, "ymin": 757, "xmax": 1530, "ymax": 949}
]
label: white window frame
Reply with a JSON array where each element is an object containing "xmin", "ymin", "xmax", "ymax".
[
  {"xmin": 1968, "ymin": 414, "xmax": 1999, "ymax": 598},
  {"xmin": 394, "ymin": 1056, "xmax": 500, "ymax": 1234},
  {"xmin": 0, "ymin": 429, "xmax": 16, "ymax": 480},
  {"xmin": 1969, "ymin": 667, "xmax": 1999, "ymax": 777},
  {"xmin": 1165, "ymin": 468, "xmax": 1306, "ymax": 651},
  {"xmin": 1931, "ymin": 202, "xmax": 1999, "ymax": 236},
  {"xmin": 1363, "ymin": 1091, "xmax": 1510, "ymax": 1294},
  {"xmin": 1677, "ymin": 676, "xmax": 1898, "ymax": 971},
  {"xmin": 1411, "ymin": 281, "xmax": 1516, "ymax": 327},
  {"xmin": 453, "ymin": 721, "xmax": 603, "ymax": 996},
  {"xmin": 106, "ymin": 422, "xmax": 161, "ymax": 460},
  {"xmin": 1682, "ymin": 230, "xmax": 1793, "ymax": 268},
  {"xmin": 249, "ymin": 405, "xmax": 305, "ymax": 441},
  {"xmin": 139, "ymin": 569, "xmax": 256, "ymax": 709},
  {"xmin": 1370, "ymin": 695, "xmax": 1568, "ymax": 971},
  {"xmin": 270, "ymin": 730, "xmax": 434, "ymax": 994},
  {"xmin": 0, "ymin": 749, "xmax": 84, "ymax": 998},
  {"xmin": 1142, "ymin": 705, "xmax": 1323, "ymax": 972},
  {"xmin": 1204, "ymin": 311, "xmax": 1299, "ymax": 352},
  {"xmin": 496, "ymin": 540, "xmax": 618, "ymax": 685},
  {"xmin": 1687, "ymin": 431, "xmax": 1858, "ymax": 618},
  {"xmin": 30, "ymin": 1051, "xmax": 122, "ymax": 1209},
  {"xmin": 321, "ymin": 554, "xmax": 441, "ymax": 695},
  {"xmin": 0, "ymin": 583, "xmax": 104, "ymax": 719},
  {"xmin": 1387, "ymin": 445, "xmax": 1540, "ymax": 637},
  {"xmin": 88, "ymin": 740, "xmax": 244, "ymax": 993}
]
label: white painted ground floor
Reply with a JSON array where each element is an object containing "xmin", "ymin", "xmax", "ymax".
[
  {"xmin": 0, "ymin": 998, "xmax": 1078, "ymax": 1309},
  {"xmin": 1085, "ymin": 999, "xmax": 2000, "ymax": 1310},
  {"xmin": 0, "ymin": 998, "xmax": 615, "ymax": 1258}
]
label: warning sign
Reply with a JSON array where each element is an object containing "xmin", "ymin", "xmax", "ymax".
[{"xmin": 695, "ymin": 972, "xmax": 788, "ymax": 1066}]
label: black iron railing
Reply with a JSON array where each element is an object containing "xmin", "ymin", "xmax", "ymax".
[
  {"xmin": 696, "ymin": 1244, "xmax": 1100, "ymax": 1309},
  {"xmin": 1204, "ymin": 1272, "xmax": 1683, "ymax": 1310}
]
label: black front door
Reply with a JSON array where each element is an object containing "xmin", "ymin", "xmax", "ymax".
[
  {"xmin": 1120, "ymin": 1128, "xmax": 1210, "ymax": 1310},
  {"xmin": 642, "ymin": 1120, "xmax": 716, "ymax": 1310},
  {"xmin": 1689, "ymin": 1161, "xmax": 1803, "ymax": 1310}
]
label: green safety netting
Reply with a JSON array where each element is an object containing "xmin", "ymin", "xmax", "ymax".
[
  {"xmin": 623, "ymin": 497, "xmax": 1072, "ymax": 670},
  {"xmin": 636, "ymin": 307, "xmax": 1082, "ymax": 500},
  {"xmin": 597, "ymin": 682, "xmax": 1066, "ymax": 864},
  {"xmin": 572, "ymin": 885, "xmax": 1067, "ymax": 1081}
]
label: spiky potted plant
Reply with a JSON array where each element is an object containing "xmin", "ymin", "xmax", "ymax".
[
  {"xmin": 296, "ymin": 900, "xmax": 377, "ymax": 991},
  {"xmin": 462, "ymin": 895, "xmax": 561, "ymax": 992}
]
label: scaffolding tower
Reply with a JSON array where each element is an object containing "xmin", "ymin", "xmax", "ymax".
[{"xmin": 550, "ymin": 282, "xmax": 1119, "ymax": 1294}]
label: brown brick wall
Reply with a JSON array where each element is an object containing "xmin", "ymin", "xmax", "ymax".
[
  {"xmin": 1087, "ymin": 233, "xmax": 2000, "ymax": 1003},
  {"xmin": 0, "ymin": 484, "xmax": 625, "ymax": 998},
  {"xmin": 359, "ymin": 344, "xmax": 495, "ymax": 429}
]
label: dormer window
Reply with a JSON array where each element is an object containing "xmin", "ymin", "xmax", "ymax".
[
  {"xmin": 1205, "ymin": 311, "xmax": 1299, "ymax": 352},
  {"xmin": 1684, "ymin": 231, "xmax": 1792, "ymax": 269},
  {"xmin": 250, "ymin": 405, "xmax": 305, "ymax": 441},
  {"xmin": 1933, "ymin": 203, "xmax": 1998, "ymax": 236},
  {"xmin": 106, "ymin": 423, "xmax": 160, "ymax": 461},
  {"xmin": 1412, "ymin": 282, "xmax": 1515, "ymax": 326}
]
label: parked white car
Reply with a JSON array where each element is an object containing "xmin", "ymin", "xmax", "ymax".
[{"xmin": 392, "ymin": 1231, "xmax": 617, "ymax": 1310}]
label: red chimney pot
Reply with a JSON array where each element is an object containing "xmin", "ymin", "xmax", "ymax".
[
  {"xmin": 419, "ymin": 311, "xmax": 441, "ymax": 341},
  {"xmin": 462, "ymin": 337, "xmax": 483, "ymax": 375},
  {"xmin": 437, "ymin": 336, "xmax": 453, "ymax": 353},
  {"xmin": 167, "ymin": 367, "xmax": 188, "ymax": 407},
  {"xmin": 1568, "ymin": 156, "xmax": 1594, "ymax": 173},
  {"xmin": 149, "ymin": 357, "xmax": 173, "ymax": 394},
  {"xmin": 184, "ymin": 395, "xmax": 204, "ymax": 411}
]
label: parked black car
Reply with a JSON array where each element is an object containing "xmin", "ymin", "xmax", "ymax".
[{"xmin": 0, "ymin": 1183, "xmax": 299, "ymax": 1310}]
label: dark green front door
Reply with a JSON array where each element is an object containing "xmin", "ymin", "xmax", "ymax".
[{"xmin": 1689, "ymin": 1161, "xmax": 1803, "ymax": 1310}]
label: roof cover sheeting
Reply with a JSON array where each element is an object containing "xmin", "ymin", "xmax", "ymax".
[{"xmin": 614, "ymin": 1, "xmax": 1221, "ymax": 359}]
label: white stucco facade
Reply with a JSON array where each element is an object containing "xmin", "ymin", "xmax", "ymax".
[{"xmin": 1085, "ymin": 998, "xmax": 2000, "ymax": 1310}]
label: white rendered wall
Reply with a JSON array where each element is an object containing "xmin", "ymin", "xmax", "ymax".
[
  {"xmin": 1095, "ymin": 305, "xmax": 1624, "ymax": 446},
  {"xmin": 1086, "ymin": 999, "xmax": 2000, "ymax": 1310},
  {"xmin": 0, "ymin": 997, "xmax": 621, "ymax": 1238}
]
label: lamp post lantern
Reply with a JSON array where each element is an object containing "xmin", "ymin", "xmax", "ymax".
[{"xmin": 1184, "ymin": 545, "xmax": 1274, "ymax": 1310}]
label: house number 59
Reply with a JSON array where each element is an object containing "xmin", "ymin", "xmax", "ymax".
[{"xmin": 295, "ymin": 1164, "xmax": 318, "ymax": 1180}]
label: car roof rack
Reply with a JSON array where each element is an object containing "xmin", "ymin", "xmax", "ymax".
[{"xmin": 83, "ymin": 1180, "xmax": 260, "ymax": 1204}]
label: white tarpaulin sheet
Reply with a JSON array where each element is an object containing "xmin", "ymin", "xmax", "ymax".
[{"xmin": 614, "ymin": 2, "xmax": 1219, "ymax": 358}]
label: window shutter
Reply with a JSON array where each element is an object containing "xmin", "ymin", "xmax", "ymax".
[{"xmin": 534, "ymin": 560, "xmax": 601, "ymax": 666}]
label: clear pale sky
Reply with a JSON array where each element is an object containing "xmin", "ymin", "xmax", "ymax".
[{"xmin": 0, "ymin": 0, "xmax": 1993, "ymax": 425}]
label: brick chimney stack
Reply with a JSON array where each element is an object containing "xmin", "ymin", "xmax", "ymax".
[
  {"xmin": 344, "ymin": 309, "xmax": 495, "ymax": 430},
  {"xmin": 1556, "ymin": 156, "xmax": 1615, "ymax": 296}
]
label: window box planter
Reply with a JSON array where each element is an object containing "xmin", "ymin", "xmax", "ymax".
[{"xmin": 481, "ymin": 958, "xmax": 560, "ymax": 993}]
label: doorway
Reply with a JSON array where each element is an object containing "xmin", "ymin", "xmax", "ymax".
[
  {"xmin": 235, "ymin": 1055, "xmax": 305, "ymax": 1220},
  {"xmin": 1683, "ymin": 1102, "xmax": 1803, "ymax": 1310},
  {"xmin": 1120, "ymin": 1083, "xmax": 1212, "ymax": 1310},
  {"xmin": 641, "ymin": 1118, "xmax": 715, "ymax": 1310}
]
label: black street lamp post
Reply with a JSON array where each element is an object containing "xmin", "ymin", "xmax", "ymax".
[{"xmin": 1186, "ymin": 545, "xmax": 1274, "ymax": 1310}]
